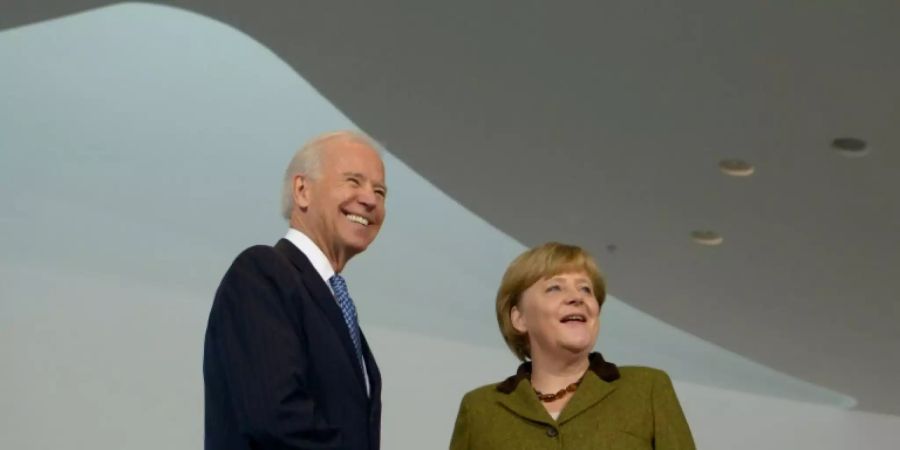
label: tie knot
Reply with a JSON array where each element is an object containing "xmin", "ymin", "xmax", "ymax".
[{"xmin": 329, "ymin": 274, "xmax": 348, "ymax": 295}]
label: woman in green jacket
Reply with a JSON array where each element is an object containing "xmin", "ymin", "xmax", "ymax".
[{"xmin": 450, "ymin": 242, "xmax": 695, "ymax": 450}]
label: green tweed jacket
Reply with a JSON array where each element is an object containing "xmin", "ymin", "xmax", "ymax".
[{"xmin": 449, "ymin": 353, "xmax": 695, "ymax": 450}]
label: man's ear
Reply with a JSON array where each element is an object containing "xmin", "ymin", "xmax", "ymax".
[
  {"xmin": 510, "ymin": 305, "xmax": 528, "ymax": 334},
  {"xmin": 292, "ymin": 174, "xmax": 312, "ymax": 210}
]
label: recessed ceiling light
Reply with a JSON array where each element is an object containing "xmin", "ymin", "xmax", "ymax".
[
  {"xmin": 719, "ymin": 159, "xmax": 754, "ymax": 177},
  {"xmin": 691, "ymin": 230, "xmax": 723, "ymax": 246},
  {"xmin": 831, "ymin": 137, "xmax": 869, "ymax": 158}
]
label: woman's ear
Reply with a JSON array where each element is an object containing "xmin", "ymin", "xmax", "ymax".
[{"xmin": 510, "ymin": 305, "xmax": 527, "ymax": 334}]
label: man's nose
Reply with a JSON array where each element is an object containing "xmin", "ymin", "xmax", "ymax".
[{"xmin": 357, "ymin": 185, "xmax": 378, "ymax": 209}]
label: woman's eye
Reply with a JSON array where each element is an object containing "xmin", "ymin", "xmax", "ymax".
[
  {"xmin": 580, "ymin": 286, "xmax": 593, "ymax": 293},
  {"xmin": 545, "ymin": 285, "xmax": 561, "ymax": 292}
]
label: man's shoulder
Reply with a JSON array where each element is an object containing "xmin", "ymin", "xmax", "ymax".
[
  {"xmin": 221, "ymin": 243, "xmax": 293, "ymax": 278},
  {"xmin": 233, "ymin": 243, "xmax": 279, "ymax": 262}
]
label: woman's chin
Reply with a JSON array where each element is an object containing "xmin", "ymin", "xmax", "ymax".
[{"xmin": 557, "ymin": 339, "xmax": 595, "ymax": 356}]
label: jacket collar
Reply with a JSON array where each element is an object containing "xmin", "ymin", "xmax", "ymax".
[{"xmin": 495, "ymin": 352, "xmax": 620, "ymax": 425}]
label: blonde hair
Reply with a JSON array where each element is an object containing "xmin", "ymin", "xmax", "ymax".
[{"xmin": 496, "ymin": 242, "xmax": 606, "ymax": 361}]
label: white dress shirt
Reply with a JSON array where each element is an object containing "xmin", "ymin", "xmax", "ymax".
[{"xmin": 284, "ymin": 228, "xmax": 370, "ymax": 395}]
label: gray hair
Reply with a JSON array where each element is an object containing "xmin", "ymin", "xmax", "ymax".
[{"xmin": 280, "ymin": 130, "xmax": 378, "ymax": 220}]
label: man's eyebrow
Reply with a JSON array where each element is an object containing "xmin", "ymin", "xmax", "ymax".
[{"xmin": 342, "ymin": 172, "xmax": 388, "ymax": 193}]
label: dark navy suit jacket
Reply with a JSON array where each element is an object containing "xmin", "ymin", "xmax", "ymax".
[{"xmin": 204, "ymin": 239, "xmax": 381, "ymax": 450}]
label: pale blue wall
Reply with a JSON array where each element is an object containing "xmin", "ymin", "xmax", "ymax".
[{"xmin": 0, "ymin": 4, "xmax": 857, "ymax": 449}]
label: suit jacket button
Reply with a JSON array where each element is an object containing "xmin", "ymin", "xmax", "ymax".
[{"xmin": 546, "ymin": 427, "xmax": 559, "ymax": 438}]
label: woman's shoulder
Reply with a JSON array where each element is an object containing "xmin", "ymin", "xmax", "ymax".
[
  {"xmin": 610, "ymin": 365, "xmax": 674, "ymax": 389},
  {"xmin": 460, "ymin": 382, "xmax": 505, "ymax": 403},
  {"xmin": 616, "ymin": 365, "xmax": 669, "ymax": 379}
]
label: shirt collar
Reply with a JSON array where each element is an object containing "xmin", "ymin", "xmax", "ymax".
[{"xmin": 284, "ymin": 228, "xmax": 336, "ymax": 289}]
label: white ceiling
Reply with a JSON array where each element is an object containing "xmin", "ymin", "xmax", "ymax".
[{"xmin": 4, "ymin": 0, "xmax": 898, "ymax": 414}]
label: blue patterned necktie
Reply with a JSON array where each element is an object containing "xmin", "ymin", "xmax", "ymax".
[{"xmin": 328, "ymin": 274, "xmax": 364, "ymax": 367}]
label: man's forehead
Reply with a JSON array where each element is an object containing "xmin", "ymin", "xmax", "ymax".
[{"xmin": 322, "ymin": 146, "xmax": 386, "ymax": 184}]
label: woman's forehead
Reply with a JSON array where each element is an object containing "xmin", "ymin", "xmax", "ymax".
[
  {"xmin": 538, "ymin": 263, "xmax": 592, "ymax": 280},
  {"xmin": 544, "ymin": 271, "xmax": 591, "ymax": 282}
]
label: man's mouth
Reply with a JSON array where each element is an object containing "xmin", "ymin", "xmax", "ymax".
[
  {"xmin": 345, "ymin": 213, "xmax": 370, "ymax": 226},
  {"xmin": 560, "ymin": 314, "xmax": 587, "ymax": 324}
]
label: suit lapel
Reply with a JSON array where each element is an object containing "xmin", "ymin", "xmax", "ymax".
[
  {"xmin": 557, "ymin": 371, "xmax": 616, "ymax": 424},
  {"xmin": 274, "ymin": 239, "xmax": 368, "ymax": 393},
  {"xmin": 362, "ymin": 333, "xmax": 381, "ymax": 405}
]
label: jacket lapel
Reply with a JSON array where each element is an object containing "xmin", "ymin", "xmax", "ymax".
[
  {"xmin": 274, "ymin": 239, "xmax": 367, "ymax": 393},
  {"xmin": 557, "ymin": 371, "xmax": 616, "ymax": 424},
  {"xmin": 362, "ymin": 333, "xmax": 381, "ymax": 404},
  {"xmin": 495, "ymin": 372, "xmax": 617, "ymax": 426},
  {"xmin": 496, "ymin": 378, "xmax": 554, "ymax": 425},
  {"xmin": 495, "ymin": 353, "xmax": 621, "ymax": 426}
]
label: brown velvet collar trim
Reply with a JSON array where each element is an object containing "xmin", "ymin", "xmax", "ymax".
[{"xmin": 496, "ymin": 352, "xmax": 620, "ymax": 394}]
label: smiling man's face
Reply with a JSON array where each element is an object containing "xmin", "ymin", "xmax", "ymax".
[{"xmin": 294, "ymin": 137, "xmax": 387, "ymax": 270}]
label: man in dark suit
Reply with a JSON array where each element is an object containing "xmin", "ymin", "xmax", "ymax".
[{"xmin": 204, "ymin": 130, "xmax": 388, "ymax": 450}]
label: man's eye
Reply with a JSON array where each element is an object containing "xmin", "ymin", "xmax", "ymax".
[
  {"xmin": 347, "ymin": 177, "xmax": 361, "ymax": 185},
  {"xmin": 375, "ymin": 189, "xmax": 386, "ymax": 197}
]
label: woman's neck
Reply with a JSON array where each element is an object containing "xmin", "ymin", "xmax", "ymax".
[
  {"xmin": 530, "ymin": 352, "xmax": 590, "ymax": 394},
  {"xmin": 529, "ymin": 352, "xmax": 590, "ymax": 417}
]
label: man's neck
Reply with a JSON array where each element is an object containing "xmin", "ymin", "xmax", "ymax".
[{"xmin": 288, "ymin": 220, "xmax": 347, "ymax": 273}]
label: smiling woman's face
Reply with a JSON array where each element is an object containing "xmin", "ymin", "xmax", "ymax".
[{"xmin": 511, "ymin": 271, "xmax": 601, "ymax": 361}]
